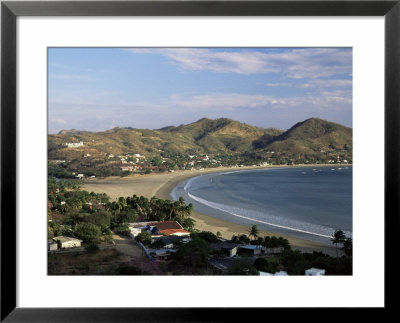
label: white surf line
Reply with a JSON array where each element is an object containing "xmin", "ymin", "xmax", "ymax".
[
  {"xmin": 219, "ymin": 167, "xmax": 283, "ymax": 176},
  {"xmin": 187, "ymin": 192, "xmax": 332, "ymax": 239}
]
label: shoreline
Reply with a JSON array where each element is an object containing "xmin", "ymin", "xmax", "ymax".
[{"xmin": 82, "ymin": 164, "xmax": 348, "ymax": 255}]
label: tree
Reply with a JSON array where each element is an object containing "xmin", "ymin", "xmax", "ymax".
[
  {"xmin": 85, "ymin": 211, "xmax": 111, "ymax": 227},
  {"xmin": 248, "ymin": 225, "xmax": 259, "ymax": 241},
  {"xmin": 169, "ymin": 197, "xmax": 193, "ymax": 224},
  {"xmin": 75, "ymin": 223, "xmax": 101, "ymax": 244},
  {"xmin": 172, "ymin": 237, "xmax": 210, "ymax": 270},
  {"xmin": 231, "ymin": 234, "xmax": 250, "ymax": 244},
  {"xmin": 150, "ymin": 157, "xmax": 163, "ymax": 167},
  {"xmin": 137, "ymin": 231, "xmax": 152, "ymax": 246},
  {"xmin": 331, "ymin": 230, "xmax": 346, "ymax": 257},
  {"xmin": 251, "ymin": 237, "xmax": 264, "ymax": 245},
  {"xmin": 65, "ymin": 212, "xmax": 86, "ymax": 225},
  {"xmin": 181, "ymin": 217, "xmax": 196, "ymax": 231},
  {"xmin": 116, "ymin": 210, "xmax": 138, "ymax": 224},
  {"xmin": 191, "ymin": 231, "xmax": 220, "ymax": 243},
  {"xmin": 342, "ymin": 237, "xmax": 353, "ymax": 257},
  {"xmin": 114, "ymin": 223, "xmax": 131, "ymax": 236},
  {"xmin": 254, "ymin": 257, "xmax": 280, "ymax": 273}
]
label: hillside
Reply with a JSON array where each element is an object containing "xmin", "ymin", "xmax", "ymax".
[
  {"xmin": 251, "ymin": 118, "xmax": 352, "ymax": 162},
  {"xmin": 48, "ymin": 117, "xmax": 352, "ymax": 178},
  {"xmin": 48, "ymin": 118, "xmax": 284, "ymax": 159}
]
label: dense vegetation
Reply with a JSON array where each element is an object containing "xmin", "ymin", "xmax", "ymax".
[{"xmin": 48, "ymin": 179, "xmax": 195, "ymax": 247}]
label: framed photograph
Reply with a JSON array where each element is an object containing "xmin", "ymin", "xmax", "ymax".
[{"xmin": 1, "ymin": 0, "xmax": 399, "ymax": 320}]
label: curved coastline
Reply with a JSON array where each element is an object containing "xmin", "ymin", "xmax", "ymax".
[
  {"xmin": 172, "ymin": 166, "xmax": 352, "ymax": 242},
  {"xmin": 82, "ymin": 164, "xmax": 346, "ymax": 255}
]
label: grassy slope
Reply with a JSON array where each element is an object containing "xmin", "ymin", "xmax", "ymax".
[{"xmin": 48, "ymin": 117, "xmax": 352, "ymax": 161}]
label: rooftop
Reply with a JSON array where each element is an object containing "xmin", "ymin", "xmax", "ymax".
[
  {"xmin": 159, "ymin": 229, "xmax": 191, "ymax": 236},
  {"xmin": 148, "ymin": 221, "xmax": 183, "ymax": 230},
  {"xmin": 210, "ymin": 242, "xmax": 241, "ymax": 250},
  {"xmin": 52, "ymin": 236, "xmax": 82, "ymax": 243}
]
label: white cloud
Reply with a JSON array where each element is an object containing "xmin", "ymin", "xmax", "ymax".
[
  {"xmin": 48, "ymin": 89, "xmax": 352, "ymax": 133},
  {"xmin": 298, "ymin": 79, "xmax": 352, "ymax": 89},
  {"xmin": 125, "ymin": 48, "xmax": 352, "ymax": 79},
  {"xmin": 266, "ymin": 82, "xmax": 293, "ymax": 87},
  {"xmin": 170, "ymin": 91, "xmax": 351, "ymax": 112},
  {"xmin": 50, "ymin": 118, "xmax": 66, "ymax": 124},
  {"xmin": 170, "ymin": 93, "xmax": 283, "ymax": 110}
]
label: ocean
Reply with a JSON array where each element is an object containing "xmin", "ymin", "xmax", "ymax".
[{"xmin": 171, "ymin": 166, "xmax": 352, "ymax": 245}]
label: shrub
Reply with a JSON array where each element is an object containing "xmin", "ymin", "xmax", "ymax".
[
  {"xmin": 137, "ymin": 231, "xmax": 152, "ymax": 246},
  {"xmin": 191, "ymin": 231, "xmax": 220, "ymax": 243},
  {"xmin": 114, "ymin": 223, "xmax": 131, "ymax": 236},
  {"xmin": 75, "ymin": 223, "xmax": 101, "ymax": 244}
]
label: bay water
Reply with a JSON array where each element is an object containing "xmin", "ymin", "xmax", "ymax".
[{"xmin": 171, "ymin": 166, "xmax": 352, "ymax": 245}]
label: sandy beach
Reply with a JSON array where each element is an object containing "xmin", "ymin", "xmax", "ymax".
[{"xmin": 83, "ymin": 165, "xmax": 340, "ymax": 255}]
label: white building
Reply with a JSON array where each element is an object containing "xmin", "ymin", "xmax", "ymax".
[
  {"xmin": 64, "ymin": 141, "xmax": 84, "ymax": 148},
  {"xmin": 305, "ymin": 268, "xmax": 326, "ymax": 276},
  {"xmin": 128, "ymin": 222, "xmax": 150, "ymax": 238},
  {"xmin": 52, "ymin": 236, "xmax": 82, "ymax": 249}
]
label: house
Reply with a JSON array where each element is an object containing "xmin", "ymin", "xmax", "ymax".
[
  {"xmin": 238, "ymin": 245, "xmax": 263, "ymax": 256},
  {"xmin": 52, "ymin": 236, "xmax": 82, "ymax": 249},
  {"xmin": 64, "ymin": 141, "xmax": 83, "ymax": 148},
  {"xmin": 210, "ymin": 242, "xmax": 240, "ymax": 257},
  {"xmin": 158, "ymin": 236, "xmax": 191, "ymax": 248},
  {"xmin": 147, "ymin": 221, "xmax": 191, "ymax": 237},
  {"xmin": 208, "ymin": 258, "xmax": 237, "ymax": 274},
  {"xmin": 128, "ymin": 222, "xmax": 151, "ymax": 238},
  {"xmin": 305, "ymin": 268, "xmax": 326, "ymax": 276},
  {"xmin": 158, "ymin": 229, "xmax": 191, "ymax": 237},
  {"xmin": 149, "ymin": 248, "xmax": 176, "ymax": 260},
  {"xmin": 128, "ymin": 221, "xmax": 191, "ymax": 239}
]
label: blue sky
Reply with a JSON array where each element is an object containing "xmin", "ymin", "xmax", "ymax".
[{"xmin": 48, "ymin": 47, "xmax": 352, "ymax": 133}]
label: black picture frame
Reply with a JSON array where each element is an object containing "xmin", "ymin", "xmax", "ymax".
[{"xmin": 1, "ymin": 0, "xmax": 399, "ymax": 321}]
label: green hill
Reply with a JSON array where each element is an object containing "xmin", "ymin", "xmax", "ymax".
[
  {"xmin": 48, "ymin": 117, "xmax": 352, "ymax": 174},
  {"xmin": 252, "ymin": 118, "xmax": 352, "ymax": 162}
]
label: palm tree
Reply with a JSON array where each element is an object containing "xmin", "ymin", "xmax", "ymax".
[
  {"xmin": 342, "ymin": 237, "xmax": 353, "ymax": 257},
  {"xmin": 331, "ymin": 230, "xmax": 346, "ymax": 257},
  {"xmin": 248, "ymin": 224, "xmax": 259, "ymax": 241}
]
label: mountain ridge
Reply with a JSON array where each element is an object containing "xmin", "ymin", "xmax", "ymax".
[{"xmin": 49, "ymin": 117, "xmax": 352, "ymax": 164}]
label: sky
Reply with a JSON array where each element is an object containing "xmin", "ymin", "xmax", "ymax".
[{"xmin": 48, "ymin": 47, "xmax": 352, "ymax": 133}]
